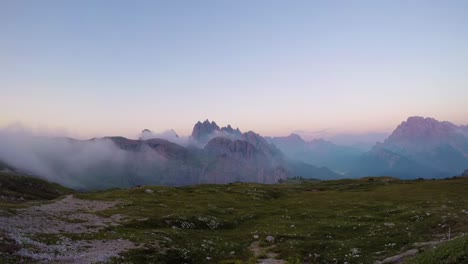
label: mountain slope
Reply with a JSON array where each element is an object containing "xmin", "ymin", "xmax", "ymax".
[
  {"xmin": 267, "ymin": 134, "xmax": 364, "ymax": 173},
  {"xmin": 0, "ymin": 171, "xmax": 73, "ymax": 202},
  {"xmin": 350, "ymin": 116, "xmax": 468, "ymax": 178},
  {"xmin": 0, "ymin": 121, "xmax": 339, "ymax": 190}
]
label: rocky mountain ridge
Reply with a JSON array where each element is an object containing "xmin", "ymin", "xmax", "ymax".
[
  {"xmin": 0, "ymin": 120, "xmax": 338, "ymax": 190},
  {"xmin": 351, "ymin": 116, "xmax": 468, "ymax": 178}
]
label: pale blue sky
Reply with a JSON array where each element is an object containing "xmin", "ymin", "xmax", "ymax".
[{"xmin": 1, "ymin": 0, "xmax": 467, "ymax": 138}]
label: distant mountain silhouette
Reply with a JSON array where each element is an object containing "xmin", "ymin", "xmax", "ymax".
[
  {"xmin": 191, "ymin": 119, "xmax": 242, "ymax": 145},
  {"xmin": 139, "ymin": 129, "xmax": 179, "ymax": 140},
  {"xmin": 350, "ymin": 116, "xmax": 468, "ymax": 178},
  {"xmin": 266, "ymin": 134, "xmax": 364, "ymax": 174},
  {"xmin": 3, "ymin": 117, "xmax": 464, "ymax": 189},
  {"xmin": 0, "ymin": 121, "xmax": 339, "ymax": 190}
]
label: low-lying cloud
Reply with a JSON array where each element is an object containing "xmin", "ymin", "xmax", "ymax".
[{"xmin": 0, "ymin": 125, "xmax": 170, "ymax": 190}]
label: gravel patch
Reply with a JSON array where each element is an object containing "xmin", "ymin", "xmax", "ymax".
[{"xmin": 0, "ymin": 195, "xmax": 138, "ymax": 263}]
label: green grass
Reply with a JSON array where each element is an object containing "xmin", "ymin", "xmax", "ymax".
[
  {"xmin": 0, "ymin": 171, "xmax": 74, "ymax": 202},
  {"xmin": 2, "ymin": 175, "xmax": 468, "ymax": 263},
  {"xmin": 406, "ymin": 236, "xmax": 468, "ymax": 263},
  {"xmin": 70, "ymin": 177, "xmax": 468, "ymax": 263}
]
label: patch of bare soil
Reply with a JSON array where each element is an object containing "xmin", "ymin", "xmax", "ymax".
[{"xmin": 0, "ymin": 195, "xmax": 138, "ymax": 263}]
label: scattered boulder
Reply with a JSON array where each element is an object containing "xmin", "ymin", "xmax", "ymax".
[{"xmin": 265, "ymin": 236, "xmax": 275, "ymax": 243}]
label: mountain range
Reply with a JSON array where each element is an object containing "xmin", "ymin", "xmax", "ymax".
[
  {"xmin": 0, "ymin": 120, "xmax": 338, "ymax": 189},
  {"xmin": 266, "ymin": 134, "xmax": 364, "ymax": 174},
  {"xmin": 268, "ymin": 116, "xmax": 468, "ymax": 179},
  {"xmin": 0, "ymin": 117, "xmax": 466, "ymax": 189},
  {"xmin": 350, "ymin": 116, "xmax": 468, "ymax": 178}
]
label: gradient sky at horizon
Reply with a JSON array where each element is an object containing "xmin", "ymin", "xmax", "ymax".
[{"xmin": 1, "ymin": 0, "xmax": 468, "ymax": 139}]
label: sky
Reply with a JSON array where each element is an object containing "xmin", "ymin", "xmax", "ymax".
[{"xmin": 1, "ymin": 0, "xmax": 467, "ymax": 140}]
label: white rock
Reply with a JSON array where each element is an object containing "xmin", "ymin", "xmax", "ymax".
[{"xmin": 265, "ymin": 236, "xmax": 275, "ymax": 243}]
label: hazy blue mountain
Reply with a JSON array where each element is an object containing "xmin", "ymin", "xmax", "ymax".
[
  {"xmin": 350, "ymin": 116, "xmax": 468, "ymax": 179},
  {"xmin": 267, "ymin": 134, "xmax": 364, "ymax": 173}
]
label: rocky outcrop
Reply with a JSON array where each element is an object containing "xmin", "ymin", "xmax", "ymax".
[
  {"xmin": 191, "ymin": 120, "xmax": 221, "ymax": 143},
  {"xmin": 205, "ymin": 137, "xmax": 258, "ymax": 159},
  {"xmin": 191, "ymin": 120, "xmax": 242, "ymax": 144},
  {"xmin": 202, "ymin": 135, "xmax": 285, "ymax": 183},
  {"xmin": 221, "ymin": 125, "xmax": 242, "ymax": 136},
  {"xmin": 242, "ymin": 131, "xmax": 283, "ymax": 159}
]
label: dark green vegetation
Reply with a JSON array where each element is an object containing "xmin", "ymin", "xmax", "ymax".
[
  {"xmin": 2, "ymin": 173, "xmax": 468, "ymax": 263},
  {"xmin": 0, "ymin": 171, "xmax": 73, "ymax": 207},
  {"xmin": 406, "ymin": 235, "xmax": 468, "ymax": 264},
  {"xmin": 72, "ymin": 177, "xmax": 468, "ymax": 263}
]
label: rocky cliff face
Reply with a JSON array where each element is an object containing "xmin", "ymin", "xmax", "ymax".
[
  {"xmin": 191, "ymin": 120, "xmax": 221, "ymax": 143},
  {"xmin": 191, "ymin": 120, "xmax": 242, "ymax": 145},
  {"xmin": 201, "ymin": 126, "xmax": 339, "ymax": 183},
  {"xmin": 384, "ymin": 117, "xmax": 461, "ymax": 152},
  {"xmin": 221, "ymin": 125, "xmax": 242, "ymax": 136},
  {"xmin": 205, "ymin": 137, "xmax": 258, "ymax": 160},
  {"xmin": 202, "ymin": 136, "xmax": 289, "ymax": 184}
]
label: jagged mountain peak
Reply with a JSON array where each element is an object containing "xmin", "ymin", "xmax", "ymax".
[
  {"xmin": 221, "ymin": 124, "xmax": 242, "ymax": 135},
  {"xmin": 384, "ymin": 116, "xmax": 460, "ymax": 148},
  {"xmin": 191, "ymin": 120, "xmax": 243, "ymax": 143},
  {"xmin": 191, "ymin": 119, "xmax": 221, "ymax": 142},
  {"xmin": 352, "ymin": 116, "xmax": 468, "ymax": 179}
]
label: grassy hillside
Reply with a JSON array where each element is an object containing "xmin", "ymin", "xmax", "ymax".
[
  {"xmin": 0, "ymin": 171, "xmax": 73, "ymax": 205},
  {"xmin": 68, "ymin": 177, "xmax": 468, "ymax": 263},
  {"xmin": 406, "ymin": 235, "xmax": 468, "ymax": 264}
]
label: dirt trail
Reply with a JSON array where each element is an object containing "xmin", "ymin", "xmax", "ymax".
[{"xmin": 0, "ymin": 195, "xmax": 138, "ymax": 263}]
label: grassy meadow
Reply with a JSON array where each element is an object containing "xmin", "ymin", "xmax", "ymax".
[
  {"xmin": 76, "ymin": 177, "xmax": 468, "ymax": 263},
  {"xmin": 1, "ymin": 174, "xmax": 468, "ymax": 263}
]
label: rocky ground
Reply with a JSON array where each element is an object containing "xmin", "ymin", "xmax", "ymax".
[{"xmin": 0, "ymin": 195, "xmax": 139, "ymax": 263}]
